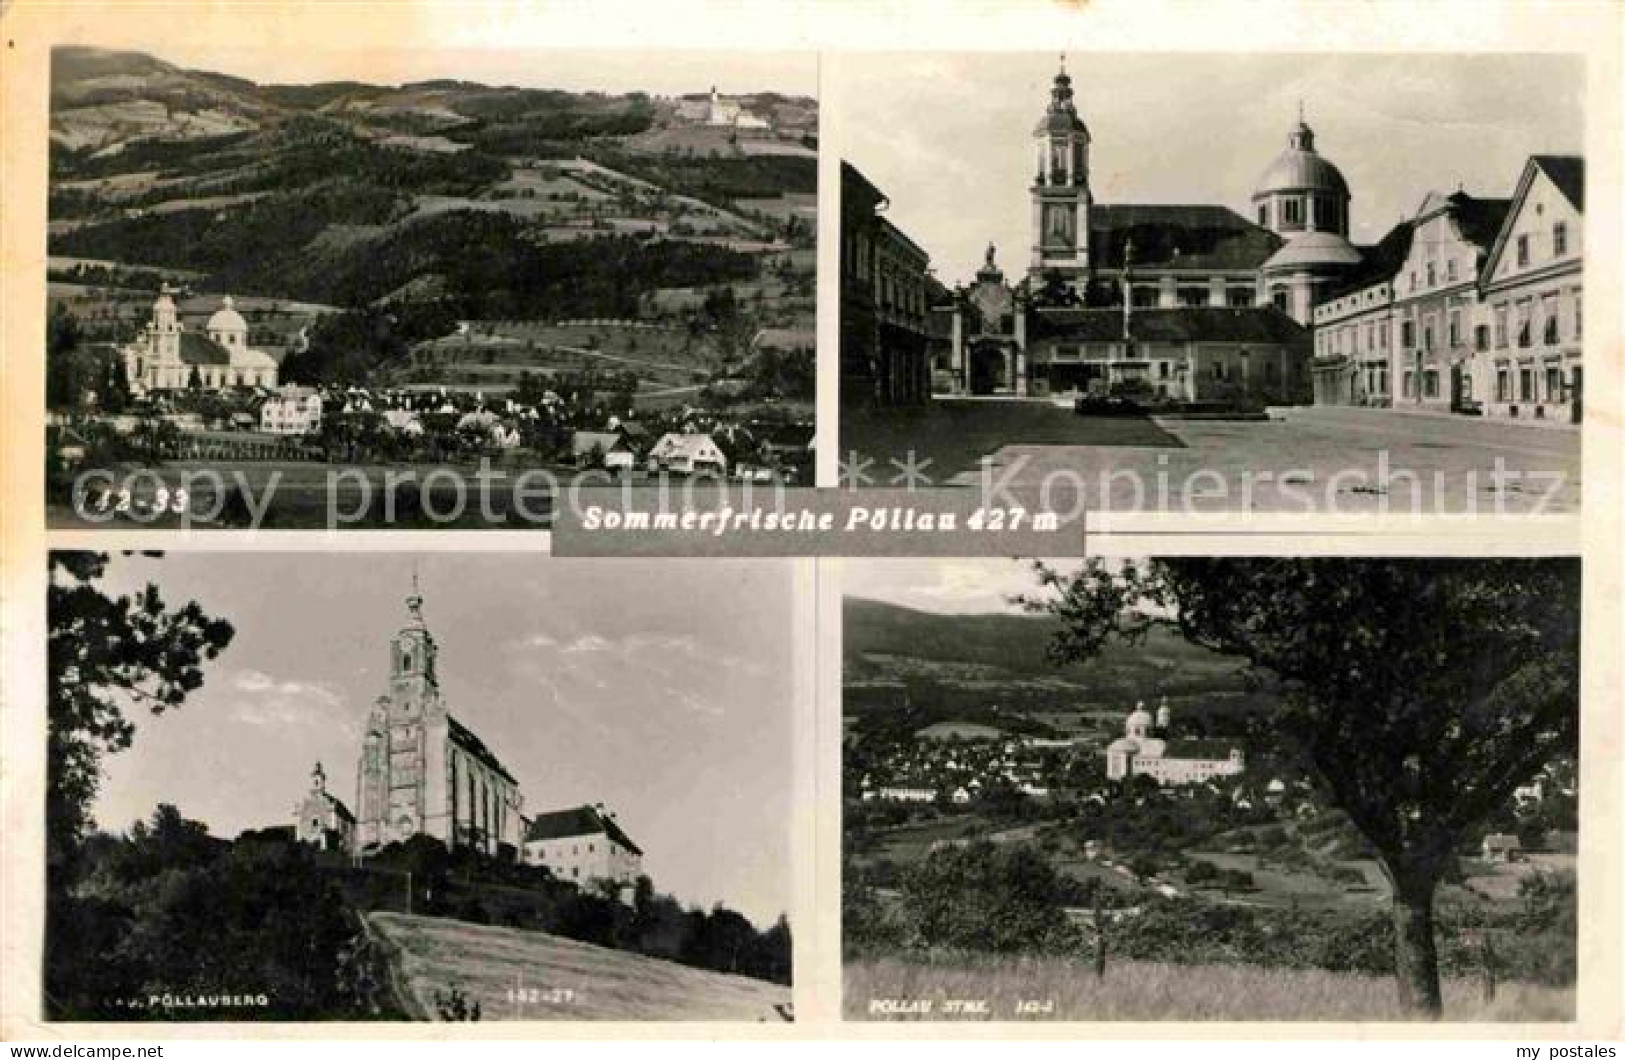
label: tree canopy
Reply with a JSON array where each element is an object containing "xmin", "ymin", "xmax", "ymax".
[{"xmin": 1021, "ymin": 557, "xmax": 1580, "ymax": 1016}]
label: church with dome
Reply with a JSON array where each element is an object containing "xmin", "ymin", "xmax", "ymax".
[
  {"xmin": 120, "ymin": 286, "xmax": 282, "ymax": 393},
  {"xmin": 1104, "ymin": 698, "xmax": 1245, "ymax": 787},
  {"xmin": 937, "ymin": 60, "xmax": 1376, "ymax": 402}
]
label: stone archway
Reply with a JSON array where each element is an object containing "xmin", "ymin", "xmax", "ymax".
[{"xmin": 968, "ymin": 342, "xmax": 1008, "ymax": 395}]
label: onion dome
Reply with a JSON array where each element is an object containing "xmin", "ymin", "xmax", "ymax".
[{"xmin": 1034, "ymin": 61, "xmax": 1089, "ymax": 137}]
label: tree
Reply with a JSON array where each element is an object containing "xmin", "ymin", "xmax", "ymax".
[
  {"xmin": 46, "ymin": 302, "xmax": 85, "ymax": 409},
  {"xmin": 47, "ymin": 552, "xmax": 236, "ymax": 875},
  {"xmin": 1021, "ymin": 558, "xmax": 1579, "ymax": 1017}
]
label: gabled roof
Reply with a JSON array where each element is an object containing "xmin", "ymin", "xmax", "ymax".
[
  {"xmin": 524, "ymin": 804, "xmax": 643, "ymax": 856},
  {"xmin": 178, "ymin": 330, "xmax": 232, "ymax": 366},
  {"xmin": 1163, "ymin": 738, "xmax": 1243, "ymax": 760},
  {"xmin": 1030, "ymin": 305, "xmax": 1307, "ymax": 345},
  {"xmin": 1322, "ymin": 220, "xmax": 1415, "ymax": 301},
  {"xmin": 1534, "ymin": 154, "xmax": 1584, "ymax": 211},
  {"xmin": 323, "ymin": 792, "xmax": 356, "ymax": 823},
  {"xmin": 1092, "ymin": 205, "xmax": 1283, "ymax": 273},
  {"xmin": 1448, "ymin": 193, "xmax": 1512, "ymax": 250},
  {"xmin": 1479, "ymin": 155, "xmax": 1585, "ymax": 294},
  {"xmin": 447, "ymin": 714, "xmax": 517, "ymax": 785},
  {"xmin": 571, "ymin": 430, "xmax": 626, "ymax": 456}
]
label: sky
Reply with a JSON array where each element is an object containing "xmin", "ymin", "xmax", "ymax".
[
  {"xmin": 79, "ymin": 552, "xmax": 797, "ymax": 929},
  {"xmin": 835, "ymin": 51, "xmax": 1585, "ymax": 285},
  {"xmin": 60, "ymin": 40, "xmax": 818, "ymax": 99},
  {"xmin": 840, "ymin": 558, "xmax": 1086, "ymax": 615}
]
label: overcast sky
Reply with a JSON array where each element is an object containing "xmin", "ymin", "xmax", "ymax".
[
  {"xmin": 60, "ymin": 42, "xmax": 817, "ymax": 99},
  {"xmin": 841, "ymin": 558, "xmax": 1086, "ymax": 615},
  {"xmin": 83, "ymin": 552, "xmax": 796, "ymax": 929},
  {"xmin": 834, "ymin": 51, "xmax": 1584, "ymax": 285}
]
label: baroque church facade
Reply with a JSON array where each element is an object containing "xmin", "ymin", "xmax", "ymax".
[
  {"xmin": 935, "ymin": 61, "xmax": 1381, "ymax": 404},
  {"xmin": 1104, "ymin": 698, "xmax": 1245, "ymax": 787},
  {"xmin": 121, "ymin": 286, "xmax": 282, "ymax": 393}
]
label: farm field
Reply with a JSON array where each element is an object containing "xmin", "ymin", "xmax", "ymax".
[
  {"xmin": 370, "ymin": 912, "xmax": 792, "ymax": 1022},
  {"xmin": 846, "ymin": 955, "xmax": 1573, "ymax": 1022}
]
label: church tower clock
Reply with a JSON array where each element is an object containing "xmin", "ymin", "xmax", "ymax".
[{"xmin": 1030, "ymin": 57, "xmax": 1092, "ymax": 291}]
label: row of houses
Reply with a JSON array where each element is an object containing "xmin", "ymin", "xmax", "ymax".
[{"xmin": 1310, "ymin": 155, "xmax": 1584, "ymax": 422}]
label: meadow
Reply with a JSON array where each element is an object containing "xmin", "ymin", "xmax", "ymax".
[
  {"xmin": 371, "ymin": 912, "xmax": 792, "ymax": 1022},
  {"xmin": 846, "ymin": 954, "xmax": 1574, "ymax": 1022}
]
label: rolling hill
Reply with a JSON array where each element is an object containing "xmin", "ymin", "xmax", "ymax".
[
  {"xmin": 368, "ymin": 912, "xmax": 792, "ymax": 1021},
  {"xmin": 842, "ymin": 597, "xmax": 1276, "ymax": 730}
]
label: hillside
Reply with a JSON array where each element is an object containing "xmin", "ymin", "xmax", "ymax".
[
  {"xmin": 844, "ymin": 597, "xmax": 1256, "ymax": 703},
  {"xmin": 47, "ymin": 48, "xmax": 816, "ymax": 309},
  {"xmin": 46, "ymin": 47, "xmax": 816, "ymax": 395},
  {"xmin": 369, "ymin": 912, "xmax": 792, "ymax": 1021}
]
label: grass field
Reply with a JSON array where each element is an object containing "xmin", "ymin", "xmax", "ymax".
[
  {"xmin": 370, "ymin": 912, "xmax": 792, "ymax": 1022},
  {"xmin": 846, "ymin": 955, "xmax": 1573, "ymax": 1022}
]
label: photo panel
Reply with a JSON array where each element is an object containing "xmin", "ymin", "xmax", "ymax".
[
  {"xmin": 44, "ymin": 46, "xmax": 817, "ymax": 531},
  {"xmin": 834, "ymin": 53, "xmax": 1584, "ymax": 516},
  {"xmin": 838, "ymin": 556, "xmax": 1581, "ymax": 1022},
  {"xmin": 41, "ymin": 550, "xmax": 802, "ymax": 1022}
]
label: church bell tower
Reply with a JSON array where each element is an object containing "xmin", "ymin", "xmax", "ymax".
[
  {"xmin": 1030, "ymin": 56, "xmax": 1093, "ymax": 291},
  {"xmin": 388, "ymin": 570, "xmax": 439, "ymax": 716}
]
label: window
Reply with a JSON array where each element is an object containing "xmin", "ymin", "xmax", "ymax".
[
  {"xmin": 1446, "ymin": 259, "xmax": 1458, "ymax": 282},
  {"xmin": 1401, "ymin": 320, "xmax": 1415, "ymax": 349},
  {"xmin": 1257, "ymin": 204, "xmax": 1268, "ymax": 227},
  {"xmin": 1516, "ymin": 234, "xmax": 1529, "ymax": 267},
  {"xmin": 1545, "ymin": 365, "xmax": 1564, "ymax": 400},
  {"xmin": 1423, "ymin": 371, "xmax": 1440, "ymax": 399},
  {"xmin": 1228, "ymin": 288, "xmax": 1253, "ymax": 308},
  {"xmin": 1448, "ymin": 310, "xmax": 1461, "ymax": 348},
  {"xmin": 1403, "ymin": 371, "xmax": 1415, "ymax": 398},
  {"xmin": 1519, "ymin": 367, "xmax": 1534, "ymax": 401},
  {"xmin": 1553, "ymin": 222, "xmax": 1568, "ymax": 257},
  {"xmin": 1574, "ymin": 292, "xmax": 1583, "ymax": 338},
  {"xmin": 1475, "ymin": 324, "xmax": 1490, "ymax": 351},
  {"xmin": 1516, "ymin": 302, "xmax": 1532, "ymax": 347},
  {"xmin": 1409, "ymin": 271, "xmax": 1417, "ymax": 292},
  {"xmin": 1426, "ymin": 262, "xmax": 1436, "ymax": 287},
  {"xmin": 1494, "ymin": 304, "xmax": 1509, "ymax": 348},
  {"xmin": 1496, "ymin": 368, "xmax": 1512, "ymax": 402},
  {"xmin": 1281, "ymin": 197, "xmax": 1304, "ymax": 228},
  {"xmin": 1423, "ymin": 321, "xmax": 1434, "ymax": 352}
]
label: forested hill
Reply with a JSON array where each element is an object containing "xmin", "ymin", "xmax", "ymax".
[
  {"xmin": 47, "ymin": 48, "xmax": 817, "ymax": 322},
  {"xmin": 843, "ymin": 596, "xmax": 1261, "ymax": 712}
]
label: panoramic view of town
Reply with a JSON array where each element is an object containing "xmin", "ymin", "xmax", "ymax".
[
  {"xmin": 45, "ymin": 552, "xmax": 795, "ymax": 1020},
  {"xmin": 842, "ymin": 558, "xmax": 1579, "ymax": 1021},
  {"xmin": 838, "ymin": 54, "xmax": 1583, "ymax": 512},
  {"xmin": 43, "ymin": 46, "xmax": 816, "ymax": 528}
]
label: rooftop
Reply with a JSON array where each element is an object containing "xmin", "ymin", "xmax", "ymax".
[
  {"xmin": 1091, "ymin": 205, "xmax": 1283, "ymax": 273},
  {"xmin": 525, "ymin": 804, "xmax": 643, "ymax": 855}
]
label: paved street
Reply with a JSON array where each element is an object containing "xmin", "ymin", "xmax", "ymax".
[{"xmin": 935, "ymin": 404, "xmax": 1581, "ymax": 514}]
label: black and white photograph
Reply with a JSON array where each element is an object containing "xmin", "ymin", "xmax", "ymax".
[
  {"xmin": 44, "ymin": 552, "xmax": 796, "ymax": 1021},
  {"xmin": 842, "ymin": 557, "xmax": 1580, "ymax": 1021},
  {"xmin": 837, "ymin": 54, "xmax": 1583, "ymax": 513},
  {"xmin": 42, "ymin": 46, "xmax": 817, "ymax": 530}
]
